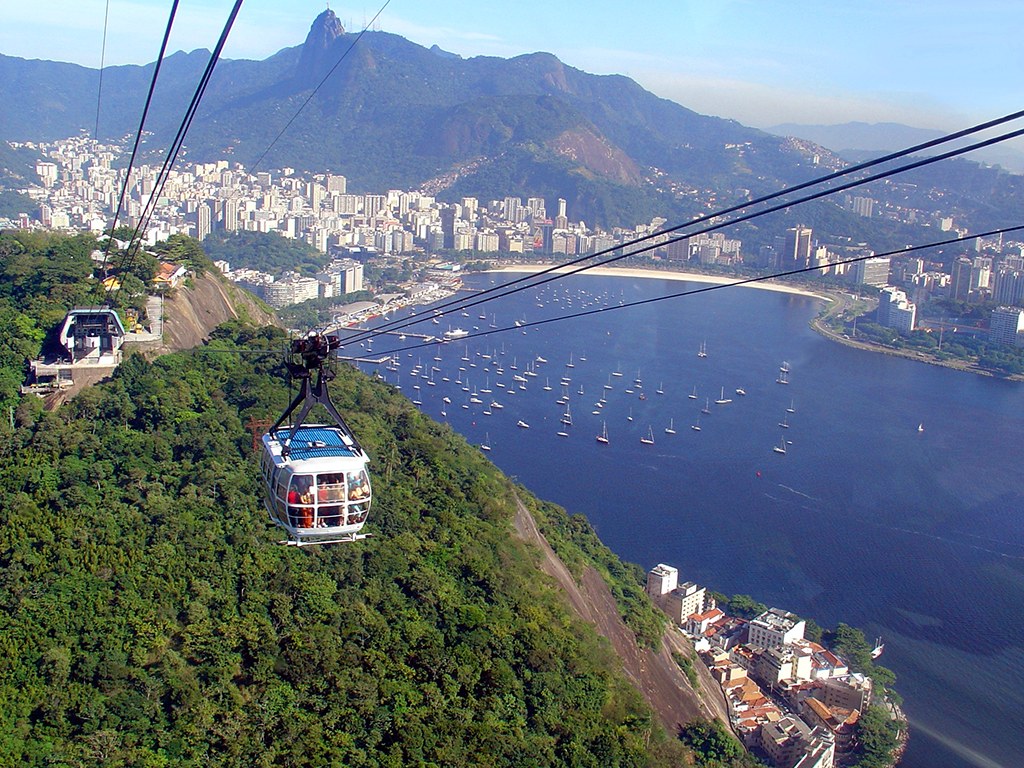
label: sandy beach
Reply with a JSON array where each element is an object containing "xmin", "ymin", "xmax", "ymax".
[{"xmin": 491, "ymin": 264, "xmax": 833, "ymax": 303}]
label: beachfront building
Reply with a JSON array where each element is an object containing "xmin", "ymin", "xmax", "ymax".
[
  {"xmin": 989, "ymin": 306, "xmax": 1024, "ymax": 346},
  {"xmin": 748, "ymin": 608, "xmax": 806, "ymax": 650},
  {"xmin": 646, "ymin": 564, "xmax": 678, "ymax": 606},
  {"xmin": 759, "ymin": 716, "xmax": 835, "ymax": 768},
  {"xmin": 877, "ymin": 286, "xmax": 917, "ymax": 332},
  {"xmin": 664, "ymin": 581, "xmax": 709, "ymax": 625},
  {"xmin": 851, "ymin": 256, "xmax": 890, "ymax": 287}
]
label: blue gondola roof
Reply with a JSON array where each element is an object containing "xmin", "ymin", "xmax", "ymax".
[{"xmin": 271, "ymin": 425, "xmax": 361, "ymax": 461}]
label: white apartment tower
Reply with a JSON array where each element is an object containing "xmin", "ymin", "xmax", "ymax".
[{"xmin": 646, "ymin": 564, "xmax": 678, "ymax": 602}]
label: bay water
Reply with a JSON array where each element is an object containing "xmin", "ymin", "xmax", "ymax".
[{"xmin": 362, "ymin": 271, "xmax": 1024, "ymax": 768}]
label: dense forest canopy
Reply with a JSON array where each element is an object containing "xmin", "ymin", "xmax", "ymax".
[
  {"xmin": 0, "ymin": 322, "xmax": 691, "ymax": 767},
  {"xmin": 202, "ymin": 230, "xmax": 330, "ymax": 277},
  {"xmin": 0, "ymin": 231, "xmax": 699, "ymax": 766}
]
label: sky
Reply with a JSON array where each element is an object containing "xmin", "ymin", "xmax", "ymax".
[{"xmin": 2, "ymin": 0, "xmax": 1022, "ymax": 131}]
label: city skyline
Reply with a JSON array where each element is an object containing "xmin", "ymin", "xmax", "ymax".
[{"xmin": 1, "ymin": 0, "xmax": 1020, "ymax": 133}]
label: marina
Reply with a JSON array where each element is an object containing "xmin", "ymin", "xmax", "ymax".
[{"xmin": 357, "ymin": 271, "xmax": 1024, "ymax": 768}]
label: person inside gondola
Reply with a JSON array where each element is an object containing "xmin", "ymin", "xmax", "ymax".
[
  {"xmin": 348, "ymin": 502, "xmax": 368, "ymax": 525},
  {"xmin": 288, "ymin": 475, "xmax": 315, "ymax": 528},
  {"xmin": 317, "ymin": 472, "xmax": 345, "ymax": 526},
  {"xmin": 347, "ymin": 470, "xmax": 369, "ymax": 501}
]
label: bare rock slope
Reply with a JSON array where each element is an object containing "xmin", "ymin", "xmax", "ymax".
[{"xmin": 511, "ymin": 496, "xmax": 731, "ymax": 735}]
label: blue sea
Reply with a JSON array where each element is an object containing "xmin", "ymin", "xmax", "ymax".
[{"xmin": 359, "ymin": 271, "xmax": 1024, "ymax": 768}]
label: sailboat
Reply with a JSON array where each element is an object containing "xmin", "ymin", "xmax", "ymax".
[
  {"xmin": 779, "ymin": 415, "xmax": 790, "ymax": 428},
  {"xmin": 777, "ymin": 361, "xmax": 790, "ymax": 385},
  {"xmin": 561, "ymin": 403, "xmax": 573, "ymax": 426},
  {"xmin": 698, "ymin": 340, "xmax": 707, "ymax": 358},
  {"xmin": 481, "ymin": 433, "xmax": 492, "ymax": 452},
  {"xmin": 596, "ymin": 421, "xmax": 609, "ymax": 444},
  {"xmin": 543, "ymin": 377, "xmax": 552, "ymax": 391},
  {"xmin": 627, "ymin": 407, "xmax": 634, "ymax": 422},
  {"xmin": 688, "ymin": 385, "xmax": 698, "ymax": 400},
  {"xmin": 665, "ymin": 418, "xmax": 676, "ymax": 435},
  {"xmin": 787, "ymin": 400, "xmax": 795, "ymax": 413},
  {"xmin": 871, "ymin": 638, "xmax": 885, "ymax": 659},
  {"xmin": 656, "ymin": 382, "xmax": 664, "ymax": 395},
  {"xmin": 612, "ymin": 364, "xmax": 623, "ymax": 377},
  {"xmin": 691, "ymin": 414, "xmax": 701, "ymax": 432},
  {"xmin": 702, "ymin": 398, "xmax": 711, "ymax": 415},
  {"xmin": 917, "ymin": 423, "xmax": 924, "ymax": 433},
  {"xmin": 604, "ymin": 375, "xmax": 613, "ymax": 390},
  {"xmin": 640, "ymin": 426, "xmax": 655, "ymax": 445},
  {"xmin": 773, "ymin": 435, "xmax": 787, "ymax": 454},
  {"xmin": 715, "ymin": 387, "xmax": 732, "ymax": 405},
  {"xmin": 566, "ymin": 352, "xmax": 575, "ymax": 369}
]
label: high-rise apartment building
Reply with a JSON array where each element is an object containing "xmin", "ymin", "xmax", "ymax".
[
  {"xmin": 989, "ymin": 307, "xmax": 1024, "ymax": 347},
  {"xmin": 950, "ymin": 257, "xmax": 973, "ymax": 301},
  {"xmin": 781, "ymin": 226, "xmax": 813, "ymax": 270}
]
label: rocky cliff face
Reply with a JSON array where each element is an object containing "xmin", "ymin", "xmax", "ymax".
[
  {"xmin": 295, "ymin": 9, "xmax": 346, "ymax": 86},
  {"xmin": 156, "ymin": 273, "xmax": 277, "ymax": 354}
]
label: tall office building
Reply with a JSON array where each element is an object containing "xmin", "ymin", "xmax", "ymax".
[
  {"xmin": 950, "ymin": 257, "xmax": 973, "ymax": 301},
  {"xmin": 196, "ymin": 203, "xmax": 211, "ymax": 241},
  {"xmin": 223, "ymin": 199, "xmax": 238, "ymax": 231},
  {"xmin": 780, "ymin": 226, "xmax": 813, "ymax": 270},
  {"xmin": 326, "ymin": 174, "xmax": 347, "ymax": 193},
  {"xmin": 852, "ymin": 256, "xmax": 890, "ymax": 287},
  {"xmin": 989, "ymin": 307, "xmax": 1024, "ymax": 346}
]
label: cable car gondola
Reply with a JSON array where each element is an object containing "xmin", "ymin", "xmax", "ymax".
[{"xmin": 259, "ymin": 334, "xmax": 372, "ymax": 546}]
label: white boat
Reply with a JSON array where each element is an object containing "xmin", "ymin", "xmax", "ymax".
[
  {"xmin": 698, "ymin": 341, "xmax": 707, "ymax": 358},
  {"xmin": 715, "ymin": 387, "xmax": 732, "ymax": 405},
  {"xmin": 628, "ymin": 407, "xmax": 634, "ymax": 422},
  {"xmin": 561, "ymin": 403, "xmax": 573, "ymax": 426},
  {"xmin": 536, "ymin": 356, "xmax": 548, "ymax": 364},
  {"xmin": 518, "ymin": 420, "xmax": 530, "ymax": 428},
  {"xmin": 735, "ymin": 388, "xmax": 746, "ymax": 396},
  {"xmin": 640, "ymin": 426, "xmax": 655, "ymax": 445},
  {"xmin": 917, "ymin": 423, "xmax": 924, "ymax": 433},
  {"xmin": 566, "ymin": 352, "xmax": 575, "ymax": 369},
  {"xmin": 787, "ymin": 400, "xmax": 795, "ymax": 413},
  {"xmin": 779, "ymin": 415, "xmax": 789, "ymax": 428},
  {"xmin": 691, "ymin": 414, "xmax": 701, "ymax": 432},
  {"xmin": 688, "ymin": 386, "xmax": 697, "ymax": 400},
  {"xmin": 777, "ymin": 369, "xmax": 789, "ymax": 385},
  {"xmin": 665, "ymin": 418, "xmax": 676, "ymax": 435},
  {"xmin": 543, "ymin": 377, "xmax": 552, "ymax": 391},
  {"xmin": 612, "ymin": 364, "xmax": 623, "ymax": 377},
  {"xmin": 490, "ymin": 401, "xmax": 503, "ymax": 410},
  {"xmin": 773, "ymin": 435, "xmax": 787, "ymax": 455},
  {"xmin": 871, "ymin": 638, "xmax": 885, "ymax": 659},
  {"xmin": 656, "ymin": 383, "xmax": 664, "ymax": 395},
  {"xmin": 442, "ymin": 396, "xmax": 451, "ymax": 404},
  {"xmin": 596, "ymin": 421, "xmax": 609, "ymax": 444},
  {"xmin": 444, "ymin": 327, "xmax": 469, "ymax": 340},
  {"xmin": 481, "ymin": 433, "xmax": 492, "ymax": 452},
  {"xmin": 702, "ymin": 398, "xmax": 711, "ymax": 415}
]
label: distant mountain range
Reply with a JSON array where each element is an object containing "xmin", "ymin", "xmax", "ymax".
[
  {"xmin": 766, "ymin": 121, "xmax": 1024, "ymax": 174},
  {"xmin": 3, "ymin": 12, "xmax": 1024, "ymax": 236},
  {"xmin": 0, "ymin": 10, "xmax": 834, "ymax": 227}
]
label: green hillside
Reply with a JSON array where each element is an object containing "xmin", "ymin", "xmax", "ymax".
[{"xmin": 0, "ymin": 231, "xmax": 721, "ymax": 767}]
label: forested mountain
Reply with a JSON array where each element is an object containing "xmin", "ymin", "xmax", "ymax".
[
  {"xmin": 0, "ymin": 230, "xmax": 760, "ymax": 766},
  {"xmin": 0, "ymin": 11, "xmax": 830, "ymax": 228}
]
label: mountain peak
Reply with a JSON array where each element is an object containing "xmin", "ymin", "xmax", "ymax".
[{"xmin": 296, "ymin": 10, "xmax": 346, "ymax": 82}]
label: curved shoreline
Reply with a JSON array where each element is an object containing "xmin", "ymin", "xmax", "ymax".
[
  {"xmin": 489, "ymin": 264, "xmax": 833, "ymax": 302},
  {"xmin": 488, "ymin": 264, "xmax": 1023, "ymax": 382}
]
